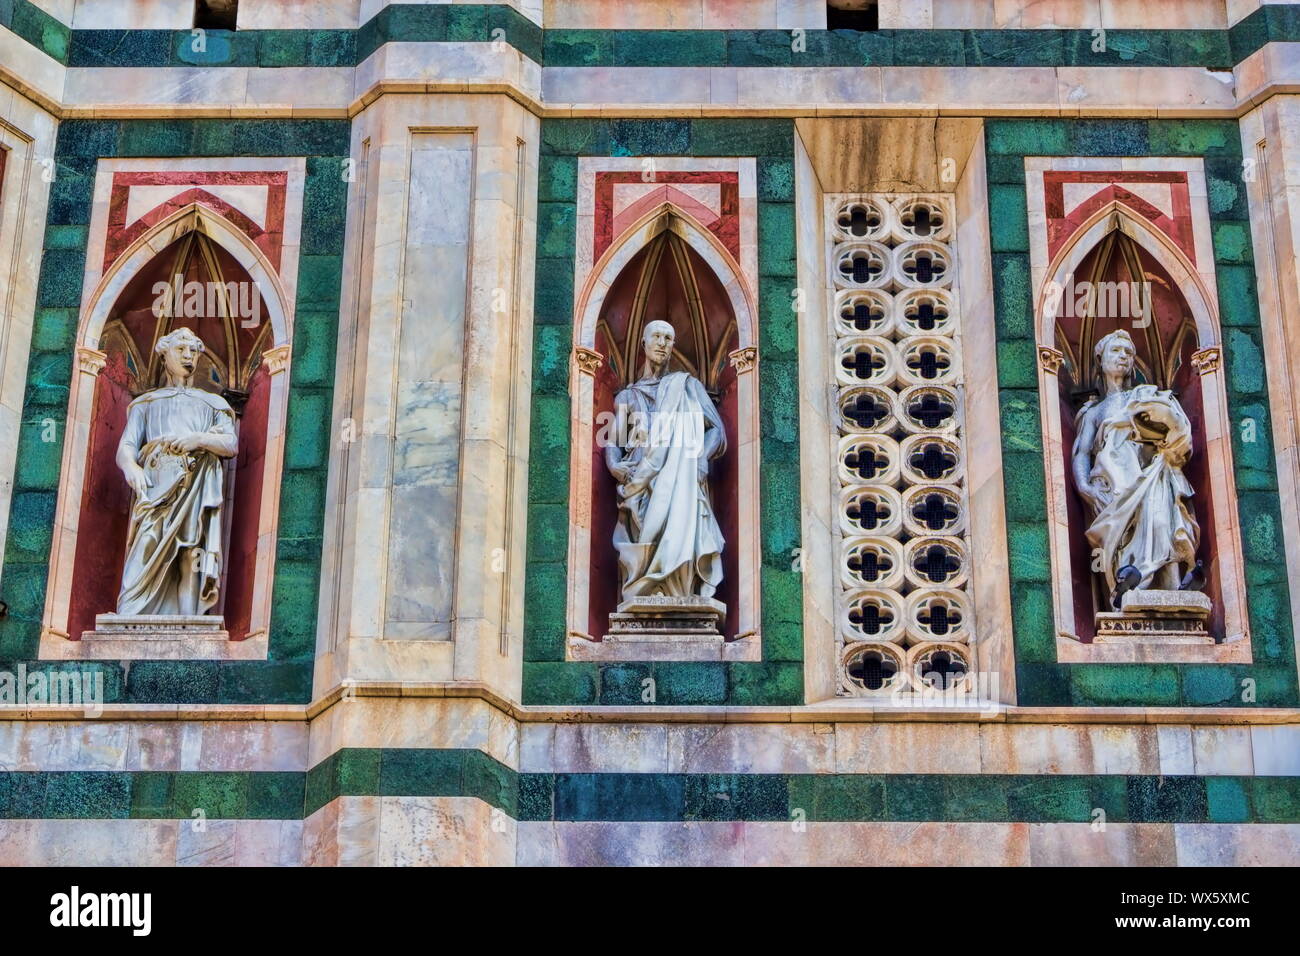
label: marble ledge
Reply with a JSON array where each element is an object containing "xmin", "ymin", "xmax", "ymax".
[
  {"xmin": 9, "ymin": 60, "xmax": 1300, "ymax": 122},
  {"xmin": 566, "ymin": 631, "xmax": 761, "ymax": 662},
  {"xmin": 1, "ymin": 682, "xmax": 1298, "ymax": 726},
  {"xmin": 0, "ymin": 703, "xmax": 304, "ymax": 722},
  {"xmin": 0, "ymin": 65, "xmax": 63, "ymax": 121},
  {"xmin": 1055, "ymin": 635, "xmax": 1253, "ymax": 664}
]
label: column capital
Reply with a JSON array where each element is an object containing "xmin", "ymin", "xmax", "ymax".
[
  {"xmin": 1190, "ymin": 346, "xmax": 1221, "ymax": 375},
  {"xmin": 76, "ymin": 346, "xmax": 107, "ymax": 376},
  {"xmin": 1037, "ymin": 345, "xmax": 1064, "ymax": 375},
  {"xmin": 729, "ymin": 346, "xmax": 758, "ymax": 373},
  {"xmin": 262, "ymin": 344, "xmax": 292, "ymax": 375},
  {"xmin": 573, "ymin": 346, "xmax": 604, "ymax": 376}
]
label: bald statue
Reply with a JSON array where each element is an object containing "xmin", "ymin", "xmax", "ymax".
[{"xmin": 604, "ymin": 320, "xmax": 727, "ymax": 603}]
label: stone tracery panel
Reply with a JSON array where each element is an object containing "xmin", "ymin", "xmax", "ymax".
[{"xmin": 828, "ymin": 193, "xmax": 976, "ymax": 696}]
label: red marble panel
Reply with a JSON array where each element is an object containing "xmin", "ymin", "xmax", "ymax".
[
  {"xmin": 105, "ymin": 170, "xmax": 288, "ymax": 275},
  {"xmin": 594, "ymin": 171, "xmax": 740, "ymax": 263},
  {"xmin": 1044, "ymin": 170, "xmax": 1194, "ymax": 265}
]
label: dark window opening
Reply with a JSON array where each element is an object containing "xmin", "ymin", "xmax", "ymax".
[
  {"xmin": 827, "ymin": 2, "xmax": 879, "ymax": 31},
  {"xmin": 195, "ymin": 0, "xmax": 238, "ymax": 30},
  {"xmin": 848, "ymin": 650, "xmax": 896, "ymax": 690},
  {"xmin": 844, "ymin": 391, "xmax": 889, "ymax": 429},
  {"xmin": 845, "ymin": 446, "xmax": 886, "ymax": 480},
  {"xmin": 919, "ymin": 650, "xmax": 967, "ymax": 689},
  {"xmin": 913, "ymin": 492, "xmax": 959, "ymax": 531},
  {"xmin": 843, "ymin": 346, "xmax": 886, "ymax": 380},
  {"xmin": 846, "ymin": 300, "xmax": 883, "ymax": 330}
]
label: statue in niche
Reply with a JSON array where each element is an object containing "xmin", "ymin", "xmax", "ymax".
[
  {"xmin": 114, "ymin": 327, "xmax": 237, "ymax": 618},
  {"xmin": 603, "ymin": 319, "xmax": 727, "ymax": 635},
  {"xmin": 1071, "ymin": 329, "xmax": 1208, "ymax": 639}
]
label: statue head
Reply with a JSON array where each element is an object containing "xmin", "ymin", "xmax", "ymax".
[
  {"xmin": 642, "ymin": 320, "xmax": 675, "ymax": 368},
  {"xmin": 155, "ymin": 327, "xmax": 206, "ymax": 385},
  {"xmin": 1094, "ymin": 329, "xmax": 1137, "ymax": 393}
]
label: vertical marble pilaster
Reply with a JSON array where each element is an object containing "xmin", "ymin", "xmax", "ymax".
[
  {"xmin": 955, "ymin": 128, "xmax": 1017, "ymax": 702},
  {"xmin": 248, "ymin": 343, "xmax": 293, "ymax": 644},
  {"xmin": 0, "ymin": 94, "xmax": 58, "ymax": 602},
  {"xmin": 383, "ymin": 131, "xmax": 473, "ymax": 641},
  {"xmin": 318, "ymin": 94, "xmax": 538, "ymax": 696},
  {"xmin": 1241, "ymin": 96, "xmax": 1300, "ymax": 676},
  {"xmin": 40, "ymin": 347, "xmax": 106, "ymax": 644},
  {"xmin": 792, "ymin": 129, "xmax": 838, "ymax": 702}
]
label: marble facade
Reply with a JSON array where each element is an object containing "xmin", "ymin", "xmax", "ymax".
[{"xmin": 0, "ymin": 0, "xmax": 1297, "ymax": 867}]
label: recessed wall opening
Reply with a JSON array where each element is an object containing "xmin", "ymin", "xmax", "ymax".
[
  {"xmin": 195, "ymin": 0, "xmax": 238, "ymax": 30},
  {"xmin": 827, "ymin": 1, "xmax": 879, "ymax": 31}
]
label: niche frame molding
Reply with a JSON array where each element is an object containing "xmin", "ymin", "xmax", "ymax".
[{"xmin": 1024, "ymin": 155, "xmax": 1251, "ymax": 665}]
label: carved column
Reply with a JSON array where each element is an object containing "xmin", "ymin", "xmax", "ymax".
[
  {"xmin": 246, "ymin": 342, "xmax": 294, "ymax": 644},
  {"xmin": 41, "ymin": 347, "xmax": 109, "ymax": 644}
]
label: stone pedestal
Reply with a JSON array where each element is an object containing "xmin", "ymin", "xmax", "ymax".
[
  {"xmin": 608, "ymin": 595, "xmax": 725, "ymax": 635},
  {"xmin": 80, "ymin": 614, "xmax": 238, "ymax": 659},
  {"xmin": 1094, "ymin": 590, "xmax": 1213, "ymax": 644},
  {"xmin": 601, "ymin": 596, "xmax": 738, "ymax": 660}
]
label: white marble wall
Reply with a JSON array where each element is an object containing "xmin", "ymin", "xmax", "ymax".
[
  {"xmin": 517, "ymin": 719, "xmax": 1300, "ymax": 775},
  {"xmin": 517, "ymin": 821, "xmax": 1300, "ymax": 866},
  {"xmin": 912, "ymin": 0, "xmax": 1230, "ymax": 29},
  {"xmin": 69, "ymin": 0, "xmax": 193, "ymax": 28},
  {"xmin": 40, "ymin": 0, "xmax": 1262, "ymax": 32},
  {"xmin": 3, "ymin": 812, "xmax": 1294, "ymax": 866},
  {"xmin": 306, "ymin": 697, "xmax": 519, "ymax": 770},
  {"xmin": 304, "ymin": 796, "xmax": 515, "ymax": 866},
  {"xmin": 0, "ymin": 818, "xmax": 305, "ymax": 866},
  {"xmin": 0, "ymin": 707, "xmax": 1294, "ymax": 865},
  {"xmin": 0, "ymin": 719, "xmax": 309, "ymax": 771}
]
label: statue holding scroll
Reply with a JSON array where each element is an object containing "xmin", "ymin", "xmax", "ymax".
[
  {"xmin": 114, "ymin": 327, "xmax": 237, "ymax": 617},
  {"xmin": 1071, "ymin": 329, "xmax": 1205, "ymax": 637}
]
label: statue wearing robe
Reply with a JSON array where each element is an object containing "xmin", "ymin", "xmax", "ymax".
[
  {"xmin": 1072, "ymin": 330, "xmax": 1200, "ymax": 598},
  {"xmin": 605, "ymin": 320, "xmax": 726, "ymax": 604},
  {"xmin": 115, "ymin": 328, "xmax": 238, "ymax": 617}
]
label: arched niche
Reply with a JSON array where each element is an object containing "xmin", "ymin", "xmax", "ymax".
[
  {"xmin": 41, "ymin": 204, "xmax": 293, "ymax": 659},
  {"xmin": 1036, "ymin": 204, "xmax": 1249, "ymax": 653},
  {"xmin": 567, "ymin": 205, "xmax": 761, "ymax": 653}
]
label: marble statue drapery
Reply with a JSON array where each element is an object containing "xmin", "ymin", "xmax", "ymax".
[
  {"xmin": 604, "ymin": 321, "xmax": 726, "ymax": 603},
  {"xmin": 115, "ymin": 328, "xmax": 238, "ymax": 617},
  {"xmin": 1072, "ymin": 330, "xmax": 1200, "ymax": 597}
]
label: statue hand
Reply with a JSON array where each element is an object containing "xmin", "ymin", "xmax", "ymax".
[
  {"xmin": 1082, "ymin": 479, "xmax": 1111, "ymax": 511},
  {"xmin": 167, "ymin": 432, "xmax": 205, "ymax": 454},
  {"xmin": 124, "ymin": 463, "xmax": 150, "ymax": 497}
]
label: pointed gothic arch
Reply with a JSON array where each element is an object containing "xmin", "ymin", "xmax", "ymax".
[
  {"xmin": 1038, "ymin": 200, "xmax": 1218, "ymax": 351},
  {"xmin": 1034, "ymin": 203, "xmax": 1250, "ymax": 658},
  {"xmin": 575, "ymin": 202, "xmax": 757, "ymax": 354},
  {"xmin": 40, "ymin": 203, "xmax": 296, "ymax": 660},
  {"xmin": 79, "ymin": 202, "xmax": 293, "ymax": 353},
  {"xmin": 565, "ymin": 200, "xmax": 762, "ymax": 657}
]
